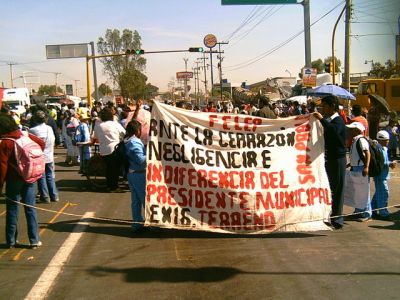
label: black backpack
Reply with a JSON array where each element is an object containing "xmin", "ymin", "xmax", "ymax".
[
  {"xmin": 355, "ymin": 137, "xmax": 385, "ymax": 177},
  {"xmin": 113, "ymin": 141, "xmax": 129, "ymax": 172}
]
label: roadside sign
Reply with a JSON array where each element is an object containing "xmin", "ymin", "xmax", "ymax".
[
  {"xmin": 176, "ymin": 72, "xmax": 193, "ymax": 79},
  {"xmin": 66, "ymin": 84, "xmax": 73, "ymax": 95},
  {"xmin": 46, "ymin": 43, "xmax": 88, "ymax": 59},
  {"xmin": 222, "ymin": 0, "xmax": 297, "ymax": 4},
  {"xmin": 302, "ymin": 67, "xmax": 317, "ymax": 87},
  {"xmin": 204, "ymin": 34, "xmax": 218, "ymax": 48}
]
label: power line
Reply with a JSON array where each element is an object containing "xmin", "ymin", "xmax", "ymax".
[
  {"xmin": 227, "ymin": 6, "xmax": 283, "ymax": 48},
  {"xmin": 351, "ymin": 21, "xmax": 397, "ymax": 24},
  {"xmin": 224, "ymin": 0, "xmax": 345, "ymax": 71},
  {"xmin": 351, "ymin": 33, "xmax": 395, "ymax": 37},
  {"xmin": 224, "ymin": 6, "xmax": 264, "ymax": 41},
  {"xmin": 229, "ymin": 6, "xmax": 274, "ymax": 41}
]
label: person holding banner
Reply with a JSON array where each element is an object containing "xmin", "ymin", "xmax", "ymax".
[
  {"xmin": 124, "ymin": 119, "xmax": 146, "ymax": 232},
  {"xmin": 313, "ymin": 96, "xmax": 347, "ymax": 229}
]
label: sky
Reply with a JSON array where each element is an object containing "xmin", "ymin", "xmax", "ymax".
[{"xmin": 0, "ymin": 0, "xmax": 399, "ymax": 95}]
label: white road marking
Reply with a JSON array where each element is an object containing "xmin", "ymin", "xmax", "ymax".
[{"xmin": 25, "ymin": 212, "xmax": 94, "ymax": 300}]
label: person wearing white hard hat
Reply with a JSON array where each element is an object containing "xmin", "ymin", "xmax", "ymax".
[
  {"xmin": 346, "ymin": 121, "xmax": 372, "ymax": 222},
  {"xmin": 371, "ymin": 130, "xmax": 396, "ymax": 220}
]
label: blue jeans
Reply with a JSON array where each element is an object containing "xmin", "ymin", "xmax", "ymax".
[
  {"xmin": 371, "ymin": 178, "xmax": 390, "ymax": 217},
  {"xmin": 127, "ymin": 172, "xmax": 146, "ymax": 230},
  {"xmin": 37, "ymin": 162, "xmax": 58, "ymax": 201},
  {"xmin": 6, "ymin": 180, "xmax": 40, "ymax": 246}
]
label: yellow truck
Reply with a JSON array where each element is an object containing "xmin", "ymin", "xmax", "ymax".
[{"xmin": 355, "ymin": 78, "xmax": 400, "ymax": 111}]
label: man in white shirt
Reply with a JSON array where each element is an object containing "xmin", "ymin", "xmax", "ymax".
[{"xmin": 92, "ymin": 107, "xmax": 126, "ymax": 191}]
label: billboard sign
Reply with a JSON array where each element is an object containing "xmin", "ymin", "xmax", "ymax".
[
  {"xmin": 176, "ymin": 72, "xmax": 193, "ymax": 79},
  {"xmin": 203, "ymin": 34, "xmax": 218, "ymax": 48},
  {"xmin": 302, "ymin": 67, "xmax": 317, "ymax": 87},
  {"xmin": 46, "ymin": 43, "xmax": 88, "ymax": 59},
  {"xmin": 66, "ymin": 84, "xmax": 73, "ymax": 95}
]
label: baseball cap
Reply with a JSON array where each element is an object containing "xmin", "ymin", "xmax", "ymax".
[
  {"xmin": 346, "ymin": 122, "xmax": 365, "ymax": 132},
  {"xmin": 377, "ymin": 130, "xmax": 390, "ymax": 140}
]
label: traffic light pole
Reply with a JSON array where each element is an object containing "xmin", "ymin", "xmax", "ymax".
[
  {"xmin": 90, "ymin": 41, "xmax": 99, "ymax": 102},
  {"xmin": 331, "ymin": 4, "xmax": 346, "ymax": 85}
]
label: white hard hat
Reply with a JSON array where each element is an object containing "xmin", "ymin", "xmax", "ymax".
[{"xmin": 377, "ymin": 130, "xmax": 390, "ymax": 140}]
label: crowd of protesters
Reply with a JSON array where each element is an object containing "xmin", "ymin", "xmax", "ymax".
[{"xmin": 0, "ymin": 93, "xmax": 399, "ymax": 248}]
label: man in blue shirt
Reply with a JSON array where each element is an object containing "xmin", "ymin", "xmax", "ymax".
[{"xmin": 372, "ymin": 130, "xmax": 396, "ymax": 220}]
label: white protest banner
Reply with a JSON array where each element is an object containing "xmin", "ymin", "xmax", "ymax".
[{"xmin": 145, "ymin": 102, "xmax": 332, "ymax": 234}]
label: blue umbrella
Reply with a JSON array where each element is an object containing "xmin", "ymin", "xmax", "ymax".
[{"xmin": 307, "ymin": 84, "xmax": 355, "ymax": 100}]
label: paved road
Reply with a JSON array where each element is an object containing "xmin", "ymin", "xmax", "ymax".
[{"xmin": 1, "ymin": 148, "xmax": 400, "ymax": 299}]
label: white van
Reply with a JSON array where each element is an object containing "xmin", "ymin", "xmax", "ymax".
[{"xmin": 2, "ymin": 88, "xmax": 31, "ymax": 115}]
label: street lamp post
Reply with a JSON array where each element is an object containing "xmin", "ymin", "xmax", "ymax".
[
  {"xmin": 365, "ymin": 59, "xmax": 374, "ymax": 67},
  {"xmin": 285, "ymin": 69, "xmax": 292, "ymax": 77}
]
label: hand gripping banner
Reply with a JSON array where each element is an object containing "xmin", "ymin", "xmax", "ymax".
[{"xmin": 145, "ymin": 102, "xmax": 332, "ymax": 233}]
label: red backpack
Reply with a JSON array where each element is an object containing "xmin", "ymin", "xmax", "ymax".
[{"xmin": 2, "ymin": 132, "xmax": 45, "ymax": 183}]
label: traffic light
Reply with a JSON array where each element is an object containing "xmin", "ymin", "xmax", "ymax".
[
  {"xmin": 324, "ymin": 62, "xmax": 332, "ymax": 73},
  {"xmin": 125, "ymin": 49, "xmax": 145, "ymax": 55},
  {"xmin": 188, "ymin": 47, "xmax": 204, "ymax": 52}
]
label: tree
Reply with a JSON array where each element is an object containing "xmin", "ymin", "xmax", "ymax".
[
  {"xmin": 311, "ymin": 59, "xmax": 324, "ymax": 74},
  {"xmin": 324, "ymin": 56, "xmax": 341, "ymax": 73},
  {"xmin": 302, "ymin": 56, "xmax": 342, "ymax": 76},
  {"xmin": 119, "ymin": 68, "xmax": 147, "ymax": 100},
  {"xmin": 97, "ymin": 28, "xmax": 147, "ymax": 93},
  {"xmin": 37, "ymin": 85, "xmax": 63, "ymax": 96},
  {"xmin": 145, "ymin": 83, "xmax": 159, "ymax": 99},
  {"xmin": 98, "ymin": 83, "xmax": 112, "ymax": 96},
  {"xmin": 369, "ymin": 59, "xmax": 400, "ymax": 78}
]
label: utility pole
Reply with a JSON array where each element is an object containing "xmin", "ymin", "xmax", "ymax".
[
  {"xmin": 198, "ymin": 54, "xmax": 209, "ymax": 104},
  {"xmin": 54, "ymin": 72, "xmax": 61, "ymax": 94},
  {"xmin": 74, "ymin": 79, "xmax": 80, "ymax": 96},
  {"xmin": 183, "ymin": 58, "xmax": 189, "ymax": 101},
  {"xmin": 195, "ymin": 61, "xmax": 201, "ymax": 107},
  {"xmin": 209, "ymin": 51, "xmax": 214, "ymax": 90},
  {"xmin": 90, "ymin": 41, "xmax": 99, "ymax": 101},
  {"xmin": 8, "ymin": 62, "xmax": 16, "ymax": 88},
  {"xmin": 192, "ymin": 66, "xmax": 197, "ymax": 106},
  {"xmin": 217, "ymin": 41, "xmax": 228, "ymax": 103},
  {"xmin": 344, "ymin": 0, "xmax": 352, "ymax": 90},
  {"xmin": 302, "ymin": 0, "xmax": 311, "ymax": 67}
]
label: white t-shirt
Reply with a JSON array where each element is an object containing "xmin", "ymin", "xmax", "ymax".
[
  {"xmin": 350, "ymin": 135, "xmax": 369, "ymax": 166},
  {"xmin": 93, "ymin": 120, "xmax": 126, "ymax": 156}
]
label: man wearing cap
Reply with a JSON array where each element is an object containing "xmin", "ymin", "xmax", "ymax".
[
  {"xmin": 29, "ymin": 110, "xmax": 59, "ymax": 203},
  {"xmin": 371, "ymin": 130, "xmax": 396, "ymax": 220},
  {"xmin": 347, "ymin": 121, "xmax": 371, "ymax": 221},
  {"xmin": 313, "ymin": 95, "xmax": 346, "ymax": 229}
]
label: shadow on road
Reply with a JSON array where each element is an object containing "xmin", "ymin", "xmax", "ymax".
[
  {"xmin": 46, "ymin": 218, "xmax": 325, "ymax": 239},
  {"xmin": 89, "ymin": 266, "xmax": 241, "ymax": 282},
  {"xmin": 87, "ymin": 266, "xmax": 400, "ymax": 283},
  {"xmin": 369, "ymin": 210, "xmax": 400, "ymax": 230}
]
